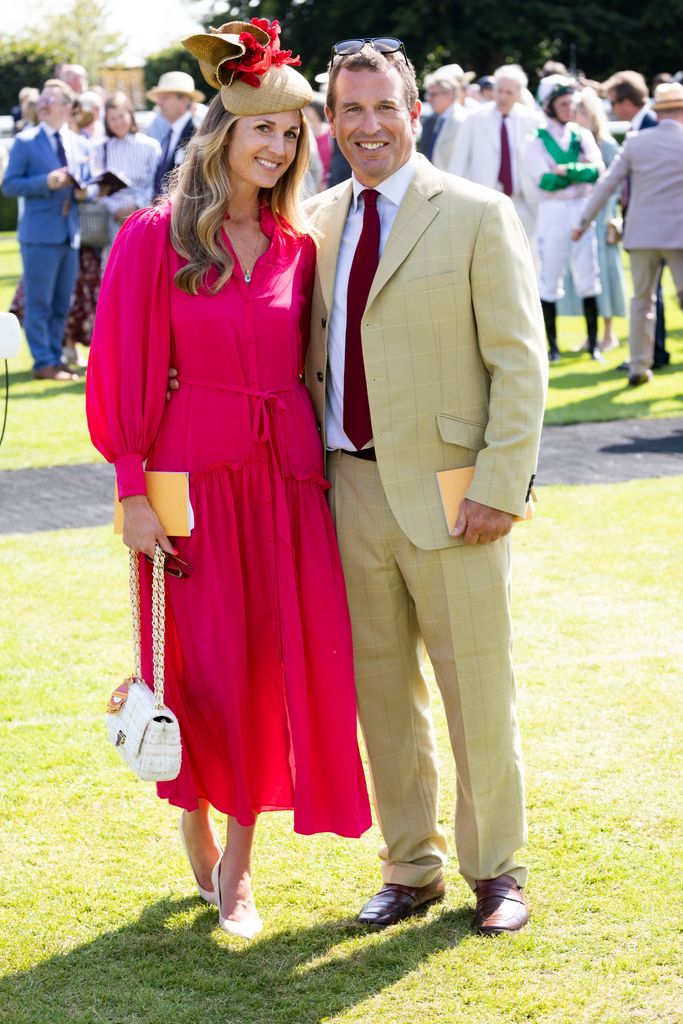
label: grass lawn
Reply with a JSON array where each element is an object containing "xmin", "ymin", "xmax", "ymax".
[
  {"xmin": 543, "ymin": 250, "xmax": 683, "ymax": 425},
  {"xmin": 1, "ymin": 233, "xmax": 682, "ymax": 472},
  {"xmin": 1, "ymin": 478, "xmax": 682, "ymax": 1023}
]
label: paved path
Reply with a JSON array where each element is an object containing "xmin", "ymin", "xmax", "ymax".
[{"xmin": 1, "ymin": 416, "xmax": 681, "ymax": 535}]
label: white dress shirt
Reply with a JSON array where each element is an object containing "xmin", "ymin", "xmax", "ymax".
[
  {"xmin": 326, "ymin": 151, "xmax": 419, "ymax": 451},
  {"xmin": 164, "ymin": 110, "xmax": 193, "ymax": 163},
  {"xmin": 630, "ymin": 105, "xmax": 652, "ymax": 131},
  {"xmin": 42, "ymin": 123, "xmax": 71, "ymax": 172}
]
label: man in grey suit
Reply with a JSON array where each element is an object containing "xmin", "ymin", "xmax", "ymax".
[
  {"xmin": 574, "ymin": 81, "xmax": 683, "ymax": 386},
  {"xmin": 603, "ymin": 69, "xmax": 668, "ymax": 370}
]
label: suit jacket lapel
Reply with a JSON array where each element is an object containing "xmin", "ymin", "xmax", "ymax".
[
  {"xmin": 315, "ymin": 181, "xmax": 353, "ymax": 313},
  {"xmin": 367, "ymin": 158, "xmax": 442, "ymax": 306},
  {"xmin": 483, "ymin": 107, "xmax": 499, "ymax": 148}
]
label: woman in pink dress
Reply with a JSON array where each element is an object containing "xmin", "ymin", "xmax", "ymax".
[{"xmin": 86, "ymin": 20, "xmax": 371, "ymax": 940}]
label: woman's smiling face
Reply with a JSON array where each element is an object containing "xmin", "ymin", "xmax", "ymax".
[{"xmin": 226, "ymin": 112, "xmax": 301, "ymax": 192}]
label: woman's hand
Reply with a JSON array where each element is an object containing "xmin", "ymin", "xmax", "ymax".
[
  {"xmin": 121, "ymin": 494, "xmax": 177, "ymax": 559},
  {"xmin": 166, "ymin": 366, "xmax": 179, "ymax": 401}
]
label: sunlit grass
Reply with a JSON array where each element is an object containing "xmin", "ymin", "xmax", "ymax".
[{"xmin": 1, "ymin": 477, "xmax": 681, "ymax": 1023}]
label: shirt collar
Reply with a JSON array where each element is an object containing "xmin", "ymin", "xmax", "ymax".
[
  {"xmin": 630, "ymin": 106, "xmax": 649, "ymax": 130},
  {"xmin": 170, "ymin": 110, "xmax": 192, "ymax": 142},
  {"xmin": 350, "ymin": 150, "xmax": 419, "ymax": 213}
]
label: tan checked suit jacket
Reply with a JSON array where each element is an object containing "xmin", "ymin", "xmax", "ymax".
[{"xmin": 304, "ymin": 155, "xmax": 548, "ymax": 551}]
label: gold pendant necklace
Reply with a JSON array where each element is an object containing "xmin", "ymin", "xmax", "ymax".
[{"xmin": 225, "ymin": 225, "xmax": 260, "ymax": 284}]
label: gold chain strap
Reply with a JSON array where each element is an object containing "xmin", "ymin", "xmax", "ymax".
[{"xmin": 129, "ymin": 544, "xmax": 166, "ymax": 708}]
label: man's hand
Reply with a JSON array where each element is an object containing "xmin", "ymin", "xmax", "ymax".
[
  {"xmin": 166, "ymin": 366, "xmax": 179, "ymax": 402},
  {"xmin": 551, "ymin": 163, "xmax": 568, "ymax": 177},
  {"xmin": 571, "ymin": 225, "xmax": 585, "ymax": 241},
  {"xmin": 451, "ymin": 499, "xmax": 514, "ymax": 545},
  {"xmin": 47, "ymin": 168, "xmax": 71, "ymax": 190}
]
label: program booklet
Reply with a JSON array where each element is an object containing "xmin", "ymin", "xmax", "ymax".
[
  {"xmin": 114, "ymin": 471, "xmax": 193, "ymax": 537},
  {"xmin": 436, "ymin": 467, "xmax": 534, "ymax": 534}
]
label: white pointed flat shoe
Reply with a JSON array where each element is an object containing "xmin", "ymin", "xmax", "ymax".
[
  {"xmin": 212, "ymin": 861, "xmax": 263, "ymax": 940},
  {"xmin": 178, "ymin": 813, "xmax": 222, "ymax": 906}
]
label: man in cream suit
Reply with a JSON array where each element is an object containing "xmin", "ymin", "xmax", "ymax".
[
  {"xmin": 573, "ymin": 81, "xmax": 683, "ymax": 385},
  {"xmin": 449, "ymin": 64, "xmax": 542, "ymax": 242},
  {"xmin": 304, "ymin": 41, "xmax": 547, "ymax": 934}
]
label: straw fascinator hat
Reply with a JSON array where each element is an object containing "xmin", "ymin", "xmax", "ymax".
[{"xmin": 182, "ymin": 18, "xmax": 313, "ymax": 115}]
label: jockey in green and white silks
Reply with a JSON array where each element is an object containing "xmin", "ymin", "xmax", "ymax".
[{"xmin": 523, "ymin": 75, "xmax": 604, "ymax": 360}]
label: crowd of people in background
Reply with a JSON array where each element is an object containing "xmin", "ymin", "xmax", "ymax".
[{"xmin": 1, "ymin": 55, "xmax": 682, "ymax": 385}]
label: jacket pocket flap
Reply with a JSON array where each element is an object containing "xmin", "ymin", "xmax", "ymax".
[{"xmin": 436, "ymin": 414, "xmax": 486, "ymax": 451}]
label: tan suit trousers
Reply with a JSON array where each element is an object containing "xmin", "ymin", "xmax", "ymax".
[
  {"xmin": 629, "ymin": 249, "xmax": 683, "ymax": 375},
  {"xmin": 327, "ymin": 450, "xmax": 528, "ymax": 891}
]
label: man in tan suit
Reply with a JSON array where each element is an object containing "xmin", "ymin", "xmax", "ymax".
[
  {"xmin": 573, "ymin": 81, "xmax": 683, "ymax": 385},
  {"xmin": 304, "ymin": 41, "xmax": 547, "ymax": 933}
]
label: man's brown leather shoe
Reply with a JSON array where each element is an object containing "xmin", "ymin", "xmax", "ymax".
[
  {"xmin": 33, "ymin": 365, "xmax": 79, "ymax": 381},
  {"xmin": 357, "ymin": 871, "xmax": 446, "ymax": 927},
  {"xmin": 474, "ymin": 874, "xmax": 528, "ymax": 935},
  {"xmin": 628, "ymin": 369, "xmax": 653, "ymax": 387}
]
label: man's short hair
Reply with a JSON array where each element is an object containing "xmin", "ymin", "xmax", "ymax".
[
  {"xmin": 603, "ymin": 70, "xmax": 648, "ymax": 107},
  {"xmin": 494, "ymin": 64, "xmax": 528, "ymax": 90},
  {"xmin": 326, "ymin": 47, "xmax": 419, "ymax": 114},
  {"xmin": 41, "ymin": 78, "xmax": 76, "ymax": 104}
]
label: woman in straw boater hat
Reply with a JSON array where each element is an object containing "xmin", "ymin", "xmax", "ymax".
[{"xmin": 86, "ymin": 19, "xmax": 371, "ymax": 939}]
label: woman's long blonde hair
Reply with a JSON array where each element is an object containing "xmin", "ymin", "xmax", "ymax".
[
  {"xmin": 575, "ymin": 87, "xmax": 612, "ymax": 143},
  {"xmin": 168, "ymin": 94, "xmax": 311, "ymax": 295}
]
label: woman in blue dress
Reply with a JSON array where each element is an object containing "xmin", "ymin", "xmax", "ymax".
[{"xmin": 558, "ymin": 87, "xmax": 627, "ymax": 352}]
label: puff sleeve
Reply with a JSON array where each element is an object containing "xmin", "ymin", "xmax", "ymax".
[{"xmin": 85, "ymin": 207, "xmax": 172, "ymax": 498}]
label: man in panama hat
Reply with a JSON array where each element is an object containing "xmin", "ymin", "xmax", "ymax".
[{"xmin": 147, "ymin": 71, "xmax": 206, "ymax": 197}]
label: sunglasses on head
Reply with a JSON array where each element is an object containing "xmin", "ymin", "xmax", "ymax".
[{"xmin": 330, "ymin": 37, "xmax": 407, "ymax": 64}]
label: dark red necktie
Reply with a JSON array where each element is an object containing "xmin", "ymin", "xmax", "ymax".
[
  {"xmin": 343, "ymin": 188, "xmax": 379, "ymax": 450},
  {"xmin": 499, "ymin": 115, "xmax": 513, "ymax": 196}
]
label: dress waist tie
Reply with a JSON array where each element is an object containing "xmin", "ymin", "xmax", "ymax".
[{"xmin": 175, "ymin": 376, "xmax": 301, "ymax": 444}]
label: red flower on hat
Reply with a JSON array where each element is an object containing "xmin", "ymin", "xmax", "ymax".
[{"xmin": 222, "ymin": 18, "xmax": 302, "ymax": 89}]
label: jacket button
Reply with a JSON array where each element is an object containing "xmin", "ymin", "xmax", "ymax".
[
  {"xmin": 321, "ymin": 318, "xmax": 327, "ymax": 328},
  {"xmin": 316, "ymin": 371, "xmax": 324, "ymax": 382}
]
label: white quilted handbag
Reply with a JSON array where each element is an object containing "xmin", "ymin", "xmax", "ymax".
[{"xmin": 106, "ymin": 545, "xmax": 182, "ymax": 782}]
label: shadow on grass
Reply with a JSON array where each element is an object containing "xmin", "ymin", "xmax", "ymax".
[
  {"xmin": 7, "ymin": 370, "xmax": 85, "ymax": 398},
  {"xmin": 0, "ymin": 897, "xmax": 472, "ymax": 1024},
  {"xmin": 601, "ymin": 423, "xmax": 683, "ymax": 454},
  {"xmin": 544, "ymin": 357, "xmax": 683, "ymax": 424}
]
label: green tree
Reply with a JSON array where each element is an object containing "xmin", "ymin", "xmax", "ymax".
[
  {"xmin": 194, "ymin": 0, "xmax": 683, "ymax": 86},
  {"xmin": 143, "ymin": 45, "xmax": 218, "ymax": 107},
  {"xmin": 41, "ymin": 0, "xmax": 126, "ymax": 84},
  {"xmin": 0, "ymin": 38, "xmax": 65, "ymax": 114}
]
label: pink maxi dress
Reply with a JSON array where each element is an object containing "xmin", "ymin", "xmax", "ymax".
[{"xmin": 86, "ymin": 205, "xmax": 371, "ymax": 838}]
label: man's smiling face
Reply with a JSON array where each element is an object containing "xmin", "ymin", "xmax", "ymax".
[{"xmin": 326, "ymin": 65, "xmax": 420, "ymax": 187}]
